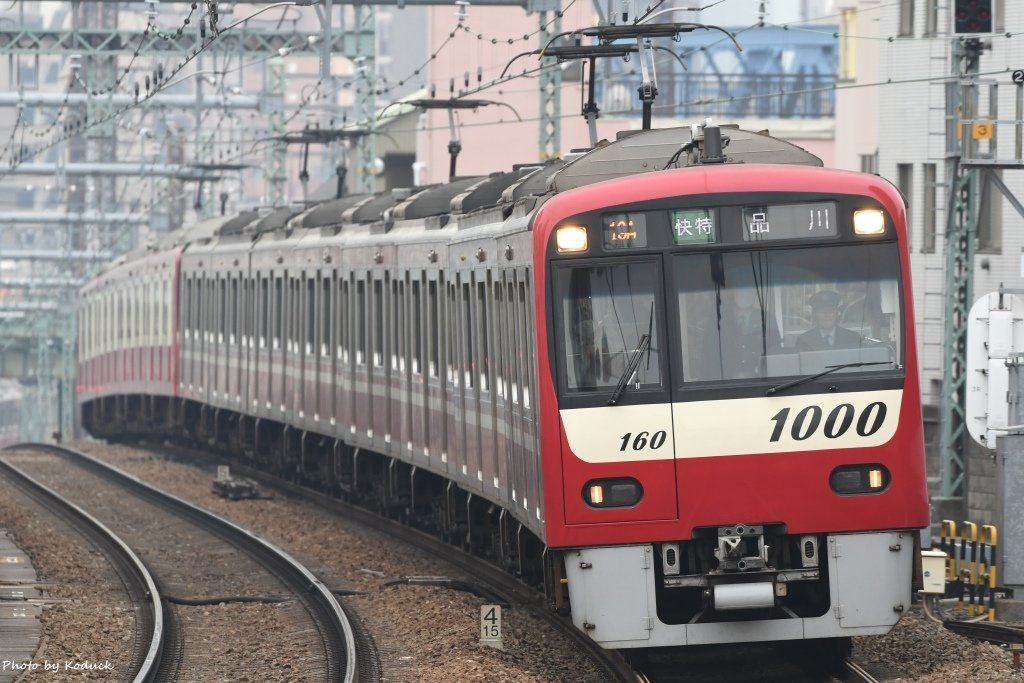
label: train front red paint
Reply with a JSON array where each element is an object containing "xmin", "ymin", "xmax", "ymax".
[{"xmin": 536, "ymin": 163, "xmax": 928, "ymax": 648}]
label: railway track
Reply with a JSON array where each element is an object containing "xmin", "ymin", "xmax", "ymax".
[
  {"xmin": 148, "ymin": 441, "xmax": 638, "ymax": 683},
  {"xmin": 2, "ymin": 443, "xmax": 365, "ymax": 683},
  {"xmin": 0, "ymin": 454, "xmax": 163, "ymax": 682},
  {"xmin": 631, "ymin": 641, "xmax": 881, "ymax": 683}
]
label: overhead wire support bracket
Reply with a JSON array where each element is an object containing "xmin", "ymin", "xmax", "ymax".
[
  {"xmin": 502, "ymin": 21, "xmax": 740, "ymax": 141},
  {"xmin": 380, "ymin": 98, "xmax": 520, "ymax": 180}
]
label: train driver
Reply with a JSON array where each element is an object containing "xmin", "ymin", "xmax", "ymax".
[{"xmin": 795, "ymin": 290, "xmax": 862, "ymax": 351}]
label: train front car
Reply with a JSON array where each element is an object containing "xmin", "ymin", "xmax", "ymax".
[{"xmin": 534, "ymin": 140, "xmax": 928, "ymax": 649}]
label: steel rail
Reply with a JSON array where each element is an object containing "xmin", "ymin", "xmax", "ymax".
[
  {"xmin": 9, "ymin": 443, "xmax": 358, "ymax": 683},
  {"xmin": 166, "ymin": 448, "xmax": 638, "ymax": 683},
  {"xmin": 841, "ymin": 658, "xmax": 881, "ymax": 683},
  {"xmin": 0, "ymin": 447, "xmax": 165, "ymax": 683}
]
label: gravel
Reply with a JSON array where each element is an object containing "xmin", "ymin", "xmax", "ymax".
[
  {"xmin": 0, "ymin": 470, "xmax": 134, "ymax": 681},
  {"xmin": 853, "ymin": 609, "xmax": 1024, "ymax": 682}
]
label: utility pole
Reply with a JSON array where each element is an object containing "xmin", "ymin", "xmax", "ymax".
[{"xmin": 937, "ymin": 37, "xmax": 983, "ymax": 512}]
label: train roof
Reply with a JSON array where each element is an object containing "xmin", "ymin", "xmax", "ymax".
[
  {"xmin": 177, "ymin": 125, "xmax": 823, "ymax": 247},
  {"xmin": 551, "ymin": 126, "xmax": 822, "ymax": 192}
]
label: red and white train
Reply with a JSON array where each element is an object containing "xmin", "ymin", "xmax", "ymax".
[{"xmin": 77, "ymin": 123, "xmax": 929, "ymax": 653}]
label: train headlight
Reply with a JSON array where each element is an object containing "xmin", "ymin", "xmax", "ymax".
[
  {"xmin": 556, "ymin": 225, "xmax": 588, "ymax": 253},
  {"xmin": 829, "ymin": 465, "xmax": 890, "ymax": 495},
  {"xmin": 853, "ymin": 209, "xmax": 886, "ymax": 235},
  {"xmin": 583, "ymin": 478, "xmax": 643, "ymax": 508}
]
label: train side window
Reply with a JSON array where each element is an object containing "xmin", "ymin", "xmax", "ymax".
[
  {"xmin": 428, "ymin": 279, "xmax": 440, "ymax": 378},
  {"xmin": 339, "ymin": 277, "xmax": 349, "ymax": 363},
  {"xmin": 321, "ymin": 272, "xmax": 332, "ymax": 357},
  {"xmin": 395, "ymin": 279, "xmax": 406, "ymax": 372},
  {"xmin": 195, "ymin": 278, "xmax": 202, "ymax": 344},
  {"xmin": 477, "ymin": 280, "xmax": 489, "ymax": 393},
  {"xmin": 508, "ymin": 279, "xmax": 519, "ymax": 406},
  {"xmin": 373, "ymin": 279, "xmax": 384, "ymax": 367},
  {"xmin": 462, "ymin": 281, "xmax": 475, "ymax": 390},
  {"xmin": 356, "ymin": 279, "xmax": 366, "ymax": 365},
  {"xmin": 229, "ymin": 278, "xmax": 237, "ymax": 345},
  {"xmin": 519, "ymin": 277, "xmax": 533, "ymax": 411},
  {"xmin": 126, "ymin": 286, "xmax": 133, "ymax": 347},
  {"xmin": 411, "ymin": 280, "xmax": 423, "ymax": 375},
  {"xmin": 218, "ymin": 278, "xmax": 226, "ymax": 345},
  {"xmin": 292, "ymin": 277, "xmax": 300, "ymax": 353},
  {"xmin": 306, "ymin": 275, "xmax": 316, "ymax": 356},
  {"xmin": 451, "ymin": 279, "xmax": 460, "ymax": 387},
  {"xmin": 115, "ymin": 288, "xmax": 123, "ymax": 348},
  {"xmin": 242, "ymin": 277, "xmax": 250, "ymax": 347},
  {"xmin": 389, "ymin": 276, "xmax": 397, "ymax": 370},
  {"xmin": 273, "ymin": 276, "xmax": 283, "ymax": 350},
  {"xmin": 258, "ymin": 277, "xmax": 267, "ymax": 349},
  {"xmin": 493, "ymin": 276, "xmax": 506, "ymax": 401}
]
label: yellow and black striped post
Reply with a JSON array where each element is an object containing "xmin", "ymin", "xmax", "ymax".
[
  {"xmin": 941, "ymin": 520, "xmax": 958, "ymax": 591},
  {"xmin": 961, "ymin": 521, "xmax": 978, "ymax": 614},
  {"xmin": 981, "ymin": 525, "xmax": 998, "ymax": 621}
]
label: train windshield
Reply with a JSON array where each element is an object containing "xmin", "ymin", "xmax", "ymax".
[
  {"xmin": 675, "ymin": 243, "xmax": 903, "ymax": 384},
  {"xmin": 556, "ymin": 260, "xmax": 663, "ymax": 393}
]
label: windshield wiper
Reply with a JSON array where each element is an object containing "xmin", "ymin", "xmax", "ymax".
[
  {"xmin": 765, "ymin": 361, "xmax": 893, "ymax": 397},
  {"xmin": 608, "ymin": 333, "xmax": 651, "ymax": 406}
]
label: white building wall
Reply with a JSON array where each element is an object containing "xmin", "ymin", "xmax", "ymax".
[{"xmin": 877, "ymin": 0, "xmax": 1024, "ymax": 406}]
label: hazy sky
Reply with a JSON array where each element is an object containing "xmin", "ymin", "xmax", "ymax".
[{"xmin": 651, "ymin": 0, "xmax": 836, "ymax": 27}]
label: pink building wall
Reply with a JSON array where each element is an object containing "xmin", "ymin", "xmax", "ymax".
[{"xmin": 415, "ymin": 4, "xmax": 836, "ymax": 183}]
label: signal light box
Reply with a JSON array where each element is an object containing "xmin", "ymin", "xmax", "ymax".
[{"xmin": 954, "ymin": 0, "xmax": 994, "ymax": 34}]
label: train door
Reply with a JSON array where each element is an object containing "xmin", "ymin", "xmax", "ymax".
[
  {"xmin": 475, "ymin": 273, "xmax": 497, "ymax": 495},
  {"xmin": 507, "ymin": 271, "xmax": 528, "ymax": 517},
  {"xmin": 444, "ymin": 278, "xmax": 460, "ymax": 478},
  {"xmin": 317, "ymin": 270, "xmax": 333, "ymax": 429},
  {"xmin": 390, "ymin": 277, "xmax": 406, "ymax": 457},
  {"xmin": 271, "ymin": 271, "xmax": 284, "ymax": 416},
  {"xmin": 553, "ymin": 257, "xmax": 678, "ymax": 525},
  {"xmin": 254, "ymin": 274, "xmax": 267, "ymax": 418},
  {"xmin": 425, "ymin": 273, "xmax": 446, "ymax": 469},
  {"xmin": 409, "ymin": 274, "xmax": 426, "ymax": 459},
  {"xmin": 302, "ymin": 271, "xmax": 315, "ymax": 427},
  {"xmin": 336, "ymin": 275, "xmax": 352, "ymax": 436},
  {"xmin": 370, "ymin": 273, "xmax": 389, "ymax": 446},
  {"xmin": 492, "ymin": 272, "xmax": 512, "ymax": 508},
  {"xmin": 353, "ymin": 275, "xmax": 370, "ymax": 438}
]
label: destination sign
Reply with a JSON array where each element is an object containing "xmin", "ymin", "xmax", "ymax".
[
  {"xmin": 670, "ymin": 208, "xmax": 716, "ymax": 245},
  {"xmin": 602, "ymin": 213, "xmax": 648, "ymax": 249},
  {"xmin": 742, "ymin": 202, "xmax": 839, "ymax": 242}
]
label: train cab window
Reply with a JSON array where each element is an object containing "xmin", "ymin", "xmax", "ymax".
[
  {"xmin": 555, "ymin": 261, "xmax": 663, "ymax": 394},
  {"xmin": 674, "ymin": 243, "xmax": 903, "ymax": 385}
]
